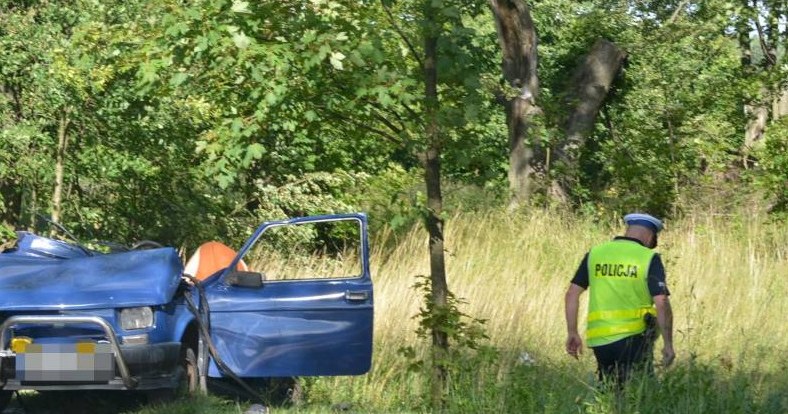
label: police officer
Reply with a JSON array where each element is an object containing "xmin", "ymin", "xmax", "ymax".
[{"xmin": 564, "ymin": 213, "xmax": 675, "ymax": 385}]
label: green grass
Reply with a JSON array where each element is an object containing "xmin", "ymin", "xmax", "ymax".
[
  {"xmin": 287, "ymin": 208, "xmax": 787, "ymax": 413},
  {"xmin": 2, "ymin": 392, "xmax": 245, "ymax": 414},
  {"xmin": 8, "ymin": 208, "xmax": 786, "ymax": 413}
]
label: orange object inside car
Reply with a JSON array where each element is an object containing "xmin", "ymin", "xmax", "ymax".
[{"xmin": 184, "ymin": 241, "xmax": 248, "ymax": 282}]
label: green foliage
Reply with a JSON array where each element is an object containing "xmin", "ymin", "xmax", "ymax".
[
  {"xmin": 410, "ymin": 276, "xmax": 491, "ymax": 352},
  {"xmin": 0, "ymin": 221, "xmax": 14, "ymax": 246},
  {"xmin": 758, "ymin": 118, "xmax": 788, "ymax": 212},
  {"xmin": 351, "ymin": 164, "xmax": 424, "ymax": 233},
  {"xmin": 253, "ymin": 171, "xmax": 365, "ymax": 221},
  {"xmin": 1, "ymin": 2, "xmax": 787, "ymax": 412},
  {"xmin": 579, "ymin": 357, "xmax": 786, "ymax": 414},
  {"xmin": 528, "ymin": 0, "xmax": 751, "ymax": 216},
  {"xmin": 1, "ymin": 0, "xmax": 785, "ymax": 249},
  {"xmin": 138, "ymin": 0, "xmax": 402, "ymax": 189},
  {"xmin": 0, "ymin": 0, "xmax": 218, "ymax": 246},
  {"xmin": 398, "ymin": 274, "xmax": 498, "ymax": 410}
]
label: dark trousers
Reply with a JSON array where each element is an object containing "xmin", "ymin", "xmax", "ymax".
[{"xmin": 592, "ymin": 333, "xmax": 654, "ymax": 386}]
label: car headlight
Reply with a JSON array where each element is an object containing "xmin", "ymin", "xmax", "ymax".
[{"xmin": 119, "ymin": 307, "xmax": 154, "ymax": 330}]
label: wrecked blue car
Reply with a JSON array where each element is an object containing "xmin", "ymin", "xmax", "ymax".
[{"xmin": 0, "ymin": 213, "xmax": 373, "ymax": 409}]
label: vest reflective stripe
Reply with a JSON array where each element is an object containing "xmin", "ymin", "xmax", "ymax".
[
  {"xmin": 586, "ymin": 320, "xmax": 650, "ymax": 339},
  {"xmin": 586, "ymin": 239, "xmax": 655, "ymax": 347},
  {"xmin": 588, "ymin": 307, "xmax": 656, "ymax": 323}
]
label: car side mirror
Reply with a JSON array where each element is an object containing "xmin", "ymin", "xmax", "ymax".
[{"xmin": 226, "ymin": 270, "xmax": 264, "ymax": 288}]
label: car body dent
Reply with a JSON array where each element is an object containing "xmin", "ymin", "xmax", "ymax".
[
  {"xmin": 208, "ymin": 311, "xmax": 372, "ymax": 377},
  {"xmin": 0, "ymin": 212, "xmax": 373, "ymax": 395},
  {"xmin": 205, "ymin": 279, "xmax": 374, "ymax": 376},
  {"xmin": 0, "ymin": 247, "xmax": 182, "ymax": 311},
  {"xmin": 205, "ymin": 213, "xmax": 374, "ymax": 378}
]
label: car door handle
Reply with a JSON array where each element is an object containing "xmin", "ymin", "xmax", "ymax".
[{"xmin": 345, "ymin": 290, "xmax": 369, "ymax": 302}]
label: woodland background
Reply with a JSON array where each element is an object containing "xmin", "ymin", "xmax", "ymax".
[
  {"xmin": 1, "ymin": 0, "xmax": 786, "ymax": 245},
  {"xmin": 1, "ymin": 1, "xmax": 787, "ymax": 413}
]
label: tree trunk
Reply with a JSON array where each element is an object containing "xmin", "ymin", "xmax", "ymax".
[
  {"xmin": 737, "ymin": 11, "xmax": 760, "ymax": 168},
  {"xmin": 52, "ymin": 110, "xmax": 70, "ymax": 229},
  {"xmin": 424, "ymin": 146, "xmax": 448, "ymax": 410},
  {"xmin": 422, "ymin": 5, "xmax": 448, "ymax": 410},
  {"xmin": 772, "ymin": 88, "xmax": 788, "ymax": 120},
  {"xmin": 744, "ymin": 96, "xmax": 769, "ymax": 165},
  {"xmin": 0, "ymin": 82, "xmax": 24, "ymax": 227},
  {"xmin": 489, "ymin": 0, "xmax": 542, "ymax": 210},
  {"xmin": 0, "ymin": 82, "xmax": 23, "ymax": 124},
  {"xmin": 553, "ymin": 39, "xmax": 626, "ymax": 201},
  {"xmin": 29, "ymin": 184, "xmax": 37, "ymax": 230},
  {"xmin": 740, "ymin": 1, "xmax": 782, "ymax": 168},
  {"xmin": 0, "ymin": 184, "xmax": 22, "ymax": 228}
]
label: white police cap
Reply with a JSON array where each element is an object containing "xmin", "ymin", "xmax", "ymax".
[{"xmin": 623, "ymin": 213, "xmax": 663, "ymax": 233}]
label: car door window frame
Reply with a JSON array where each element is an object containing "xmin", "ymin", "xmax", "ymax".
[{"xmin": 219, "ymin": 214, "xmax": 370, "ymax": 285}]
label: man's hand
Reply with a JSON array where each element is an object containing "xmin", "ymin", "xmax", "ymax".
[
  {"xmin": 653, "ymin": 294, "xmax": 675, "ymax": 367},
  {"xmin": 662, "ymin": 344, "xmax": 675, "ymax": 367},
  {"xmin": 566, "ymin": 332, "xmax": 583, "ymax": 359}
]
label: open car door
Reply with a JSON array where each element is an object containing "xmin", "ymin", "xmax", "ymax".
[{"xmin": 202, "ymin": 213, "xmax": 373, "ymax": 377}]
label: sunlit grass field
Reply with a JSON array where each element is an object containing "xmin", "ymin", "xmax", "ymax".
[
  {"xmin": 291, "ymin": 209, "xmax": 787, "ymax": 413},
  {"xmin": 10, "ymin": 209, "xmax": 785, "ymax": 413}
]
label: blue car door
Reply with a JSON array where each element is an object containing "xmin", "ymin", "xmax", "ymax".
[{"xmin": 202, "ymin": 213, "xmax": 373, "ymax": 377}]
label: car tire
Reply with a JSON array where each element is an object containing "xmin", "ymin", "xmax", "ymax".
[
  {"xmin": 146, "ymin": 346, "xmax": 198, "ymax": 404},
  {"xmin": 178, "ymin": 346, "xmax": 199, "ymax": 395},
  {"xmin": 282, "ymin": 377, "xmax": 303, "ymax": 406},
  {"xmin": 256, "ymin": 377, "xmax": 303, "ymax": 406},
  {"xmin": 0, "ymin": 390, "xmax": 11, "ymax": 412}
]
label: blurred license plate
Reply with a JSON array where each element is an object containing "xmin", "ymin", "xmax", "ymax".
[{"xmin": 16, "ymin": 343, "xmax": 114, "ymax": 382}]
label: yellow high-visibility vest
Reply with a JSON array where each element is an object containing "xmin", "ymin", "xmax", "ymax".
[{"xmin": 586, "ymin": 239, "xmax": 657, "ymax": 347}]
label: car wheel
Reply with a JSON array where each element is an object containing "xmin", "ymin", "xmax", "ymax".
[
  {"xmin": 0, "ymin": 390, "xmax": 11, "ymax": 411},
  {"xmin": 283, "ymin": 377, "xmax": 303, "ymax": 406},
  {"xmin": 146, "ymin": 346, "xmax": 198, "ymax": 404},
  {"xmin": 260, "ymin": 377, "xmax": 302, "ymax": 406},
  {"xmin": 178, "ymin": 346, "xmax": 199, "ymax": 395}
]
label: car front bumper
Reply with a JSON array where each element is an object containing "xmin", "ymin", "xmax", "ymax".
[{"xmin": 0, "ymin": 315, "xmax": 181, "ymax": 391}]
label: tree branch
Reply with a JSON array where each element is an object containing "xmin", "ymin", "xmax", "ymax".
[
  {"xmin": 368, "ymin": 101, "xmax": 411, "ymax": 132},
  {"xmin": 330, "ymin": 111, "xmax": 404, "ymax": 147},
  {"xmin": 371, "ymin": 109, "xmax": 403, "ymax": 135},
  {"xmin": 401, "ymin": 102, "xmax": 422, "ymax": 122},
  {"xmin": 668, "ymin": 0, "xmax": 690, "ymax": 24},
  {"xmin": 367, "ymin": 101, "xmax": 405, "ymax": 129},
  {"xmin": 380, "ymin": 0, "xmax": 424, "ymax": 69},
  {"xmin": 754, "ymin": 19, "xmax": 777, "ymax": 66}
]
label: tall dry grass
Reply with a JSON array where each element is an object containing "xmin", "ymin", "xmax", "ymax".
[
  {"xmin": 299, "ymin": 209, "xmax": 787, "ymax": 412},
  {"xmin": 390, "ymin": 210, "xmax": 784, "ymax": 350}
]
